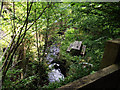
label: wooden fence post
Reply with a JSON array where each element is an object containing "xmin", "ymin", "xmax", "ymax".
[{"xmin": 100, "ymin": 38, "xmax": 120, "ymax": 69}]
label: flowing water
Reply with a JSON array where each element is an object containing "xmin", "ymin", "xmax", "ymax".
[{"xmin": 46, "ymin": 44, "xmax": 64, "ymax": 83}]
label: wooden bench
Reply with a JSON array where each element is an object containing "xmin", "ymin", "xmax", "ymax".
[
  {"xmin": 67, "ymin": 43, "xmax": 73, "ymax": 52},
  {"xmin": 80, "ymin": 45, "xmax": 86, "ymax": 56},
  {"xmin": 67, "ymin": 41, "xmax": 86, "ymax": 56}
]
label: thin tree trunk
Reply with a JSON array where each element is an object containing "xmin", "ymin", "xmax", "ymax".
[
  {"xmin": 1, "ymin": 2, "xmax": 52, "ymax": 83},
  {"xmin": 0, "ymin": 1, "xmax": 3, "ymax": 17},
  {"xmin": 2, "ymin": 1, "xmax": 30, "ymax": 82},
  {"xmin": 35, "ymin": 2, "xmax": 40, "ymax": 62},
  {"xmin": 42, "ymin": 2, "xmax": 50, "ymax": 61},
  {"xmin": 24, "ymin": 3, "xmax": 52, "ymax": 33},
  {"xmin": 12, "ymin": 2, "xmax": 16, "ymax": 35},
  {"xmin": 1, "ymin": 2, "xmax": 33, "ymax": 71}
]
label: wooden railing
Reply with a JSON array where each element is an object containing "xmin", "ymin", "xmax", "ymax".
[{"xmin": 57, "ymin": 38, "xmax": 120, "ymax": 89}]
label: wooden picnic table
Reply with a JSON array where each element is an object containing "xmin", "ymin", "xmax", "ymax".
[{"xmin": 67, "ymin": 41, "xmax": 86, "ymax": 56}]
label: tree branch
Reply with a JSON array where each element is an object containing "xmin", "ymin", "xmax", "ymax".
[
  {"xmin": 19, "ymin": 2, "xmax": 53, "ymax": 46},
  {"xmin": 1, "ymin": 2, "xmax": 32, "ymax": 82},
  {"xmin": 26, "ymin": 2, "xmax": 52, "ymax": 32},
  {"xmin": 0, "ymin": 1, "xmax": 3, "ymax": 17}
]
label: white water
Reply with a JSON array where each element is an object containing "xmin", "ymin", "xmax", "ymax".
[
  {"xmin": 46, "ymin": 44, "xmax": 64, "ymax": 83},
  {"xmin": 48, "ymin": 68, "xmax": 64, "ymax": 83}
]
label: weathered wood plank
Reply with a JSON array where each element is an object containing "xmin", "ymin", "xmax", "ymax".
[
  {"xmin": 80, "ymin": 45, "xmax": 86, "ymax": 56},
  {"xmin": 67, "ymin": 41, "xmax": 82, "ymax": 52},
  {"xmin": 56, "ymin": 64, "xmax": 120, "ymax": 90},
  {"xmin": 100, "ymin": 38, "xmax": 120, "ymax": 69},
  {"xmin": 72, "ymin": 41, "xmax": 82, "ymax": 50},
  {"xmin": 67, "ymin": 43, "xmax": 73, "ymax": 52}
]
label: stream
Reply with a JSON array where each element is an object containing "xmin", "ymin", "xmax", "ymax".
[{"xmin": 46, "ymin": 44, "xmax": 64, "ymax": 83}]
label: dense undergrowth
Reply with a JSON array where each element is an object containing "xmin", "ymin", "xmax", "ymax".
[
  {"xmin": 1, "ymin": 2, "xmax": 120, "ymax": 90},
  {"xmin": 42, "ymin": 28, "xmax": 107, "ymax": 89},
  {"xmin": 2, "ymin": 27, "xmax": 109, "ymax": 89}
]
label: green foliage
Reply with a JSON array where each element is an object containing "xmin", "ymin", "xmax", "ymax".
[
  {"xmin": 1, "ymin": 2, "xmax": 120, "ymax": 90},
  {"xmin": 2, "ymin": 61, "xmax": 49, "ymax": 89}
]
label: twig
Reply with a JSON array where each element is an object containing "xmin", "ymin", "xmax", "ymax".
[
  {"xmin": 0, "ymin": 32, "xmax": 11, "ymax": 40},
  {"xmin": 0, "ymin": 38, "xmax": 13, "ymax": 69},
  {"xmin": 19, "ymin": 2, "xmax": 53, "ymax": 46},
  {"xmin": 26, "ymin": 3, "xmax": 52, "ymax": 32},
  {"xmin": 0, "ymin": 38, "xmax": 9, "ymax": 43},
  {"xmin": 16, "ymin": 2, "xmax": 33, "ymax": 46}
]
